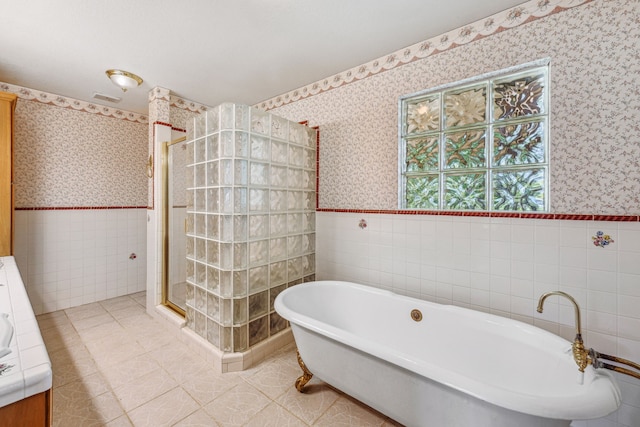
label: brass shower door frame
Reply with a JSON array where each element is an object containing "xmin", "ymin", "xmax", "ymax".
[{"xmin": 162, "ymin": 135, "xmax": 187, "ymax": 316}]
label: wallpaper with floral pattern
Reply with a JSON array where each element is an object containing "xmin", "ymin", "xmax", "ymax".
[
  {"xmin": 0, "ymin": 82, "xmax": 148, "ymax": 124},
  {"xmin": 269, "ymin": 0, "xmax": 640, "ymax": 215},
  {"xmin": 13, "ymin": 100, "xmax": 148, "ymax": 207}
]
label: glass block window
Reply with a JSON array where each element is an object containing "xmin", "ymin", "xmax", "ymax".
[{"xmin": 399, "ymin": 62, "xmax": 549, "ymax": 212}]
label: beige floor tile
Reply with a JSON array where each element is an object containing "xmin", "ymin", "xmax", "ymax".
[
  {"xmin": 204, "ymin": 381, "xmax": 271, "ymax": 426},
  {"xmin": 51, "ymin": 352, "xmax": 99, "ymax": 388},
  {"xmin": 40, "ymin": 320, "xmax": 80, "ymax": 341},
  {"xmin": 37, "ymin": 311, "xmax": 72, "ymax": 331},
  {"xmin": 314, "ymin": 395, "xmax": 387, "ymax": 427},
  {"xmin": 112, "ymin": 368, "xmax": 178, "ymax": 412},
  {"xmin": 91, "ymin": 339, "xmax": 147, "ymax": 367},
  {"xmin": 53, "ymin": 389, "xmax": 124, "ymax": 427},
  {"xmin": 179, "ymin": 365, "xmax": 243, "ymax": 405},
  {"xmin": 44, "ymin": 292, "xmax": 396, "ymax": 427},
  {"xmin": 100, "ymin": 295, "xmax": 140, "ymax": 312},
  {"xmin": 244, "ymin": 402, "xmax": 308, "ymax": 427},
  {"xmin": 127, "ymin": 387, "xmax": 200, "ymax": 427},
  {"xmin": 43, "ymin": 331, "xmax": 83, "ymax": 354},
  {"xmin": 382, "ymin": 417, "xmax": 405, "ymax": 426},
  {"xmin": 71, "ymin": 312, "xmax": 117, "ymax": 332},
  {"xmin": 99, "ymin": 352, "xmax": 161, "ymax": 390},
  {"xmin": 76, "ymin": 319, "xmax": 127, "ymax": 343},
  {"xmin": 116, "ymin": 312, "xmax": 159, "ymax": 331},
  {"xmin": 148, "ymin": 341, "xmax": 191, "ymax": 364},
  {"xmin": 275, "ymin": 380, "xmax": 341, "ymax": 425},
  {"xmin": 49, "ymin": 341, "xmax": 91, "ymax": 366},
  {"xmin": 90, "ymin": 391, "xmax": 127, "ymax": 423},
  {"xmin": 106, "ymin": 415, "xmax": 134, "ymax": 426},
  {"xmin": 244, "ymin": 356, "xmax": 303, "ymax": 399},
  {"xmin": 173, "ymin": 408, "xmax": 220, "ymax": 426},
  {"xmin": 109, "ymin": 303, "xmax": 146, "ymax": 320},
  {"xmin": 131, "ymin": 292, "xmax": 146, "ymax": 307},
  {"xmin": 83, "ymin": 329, "xmax": 134, "ymax": 355},
  {"xmin": 53, "ymin": 373, "xmax": 109, "ymax": 402},
  {"xmin": 65, "ymin": 302, "xmax": 108, "ymax": 322},
  {"xmin": 37, "ymin": 310, "xmax": 67, "ymax": 323},
  {"xmin": 77, "ymin": 372, "xmax": 111, "ymax": 398},
  {"xmin": 132, "ymin": 327, "xmax": 175, "ymax": 352},
  {"xmin": 149, "ymin": 344, "xmax": 209, "ymax": 380}
]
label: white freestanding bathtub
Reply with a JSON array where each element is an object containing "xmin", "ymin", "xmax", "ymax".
[{"xmin": 274, "ymin": 281, "xmax": 621, "ymax": 427}]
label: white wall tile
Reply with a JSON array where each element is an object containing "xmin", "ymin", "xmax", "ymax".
[
  {"xmin": 618, "ymin": 273, "xmax": 640, "ymax": 297},
  {"xmin": 588, "ymin": 270, "xmax": 617, "ymax": 293},
  {"xmin": 560, "ymin": 247, "xmax": 587, "ymax": 268},
  {"xmin": 618, "ymin": 295, "xmax": 640, "ymax": 319},
  {"xmin": 588, "ymin": 249, "xmax": 618, "ymax": 272},
  {"xmin": 587, "ymin": 310, "xmax": 617, "ymax": 335},
  {"xmin": 560, "ymin": 266, "xmax": 587, "ymax": 288},
  {"xmin": 618, "ymin": 376, "xmax": 640, "ymax": 409},
  {"xmin": 618, "ymin": 316, "xmax": 640, "ymax": 341},
  {"xmin": 511, "ymin": 278, "xmax": 534, "ymax": 299},
  {"xmin": 617, "ymin": 403, "xmax": 640, "ymax": 427},
  {"xmin": 315, "ymin": 213, "xmax": 639, "ymax": 427},
  {"xmin": 490, "ymin": 257, "xmax": 511, "ymax": 277},
  {"xmin": 615, "ymin": 229, "xmax": 640, "ymax": 253},
  {"xmin": 14, "ymin": 209, "xmax": 147, "ymax": 315},
  {"xmin": 510, "ymin": 296, "xmax": 534, "ymax": 317},
  {"xmin": 511, "ymin": 223, "xmax": 534, "ymax": 244},
  {"xmin": 560, "ymin": 222, "xmax": 587, "ymax": 247},
  {"xmin": 490, "ymin": 292, "xmax": 510, "ymax": 312},
  {"xmin": 511, "ymin": 242, "xmax": 534, "ymax": 261},
  {"xmin": 618, "ymin": 252, "xmax": 640, "ymax": 275}
]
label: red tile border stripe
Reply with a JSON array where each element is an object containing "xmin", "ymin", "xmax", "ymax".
[
  {"xmin": 316, "ymin": 208, "xmax": 639, "ymax": 222},
  {"xmin": 15, "ymin": 206, "xmax": 147, "ymax": 211},
  {"xmin": 593, "ymin": 215, "xmax": 638, "ymax": 222}
]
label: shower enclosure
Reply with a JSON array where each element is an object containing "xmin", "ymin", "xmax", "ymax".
[
  {"xmin": 163, "ymin": 136, "xmax": 188, "ymax": 314},
  {"xmin": 181, "ymin": 103, "xmax": 317, "ymax": 353}
]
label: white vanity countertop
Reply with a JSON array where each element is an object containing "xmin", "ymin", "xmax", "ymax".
[{"xmin": 0, "ymin": 256, "xmax": 52, "ymax": 408}]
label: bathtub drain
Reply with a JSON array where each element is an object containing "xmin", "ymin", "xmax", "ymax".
[{"xmin": 410, "ymin": 309, "xmax": 423, "ymax": 322}]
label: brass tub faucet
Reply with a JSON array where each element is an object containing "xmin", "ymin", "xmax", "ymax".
[
  {"xmin": 538, "ymin": 290, "xmax": 640, "ymax": 381},
  {"xmin": 536, "ymin": 291, "xmax": 589, "ymax": 373}
]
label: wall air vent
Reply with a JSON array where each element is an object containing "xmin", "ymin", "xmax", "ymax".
[{"xmin": 92, "ymin": 92, "xmax": 121, "ymax": 103}]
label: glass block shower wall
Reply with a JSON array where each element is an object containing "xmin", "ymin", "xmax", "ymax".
[{"xmin": 184, "ymin": 103, "xmax": 317, "ymax": 353}]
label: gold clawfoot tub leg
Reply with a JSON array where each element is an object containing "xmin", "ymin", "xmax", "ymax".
[{"xmin": 295, "ymin": 349, "xmax": 313, "ymax": 392}]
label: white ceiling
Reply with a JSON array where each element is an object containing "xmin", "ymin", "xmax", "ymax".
[{"xmin": 0, "ymin": 0, "xmax": 527, "ymax": 115}]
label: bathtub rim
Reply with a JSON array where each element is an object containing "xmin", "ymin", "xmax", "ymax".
[{"xmin": 275, "ymin": 280, "xmax": 621, "ymax": 421}]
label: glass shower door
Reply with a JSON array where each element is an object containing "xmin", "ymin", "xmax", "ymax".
[{"xmin": 163, "ymin": 137, "xmax": 188, "ymax": 314}]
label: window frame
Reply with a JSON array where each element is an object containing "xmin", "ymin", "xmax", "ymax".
[{"xmin": 398, "ymin": 58, "xmax": 551, "ymax": 212}]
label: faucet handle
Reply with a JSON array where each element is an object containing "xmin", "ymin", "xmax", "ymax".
[{"xmin": 572, "ymin": 336, "xmax": 589, "ymax": 373}]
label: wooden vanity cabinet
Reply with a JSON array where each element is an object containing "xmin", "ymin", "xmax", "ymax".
[
  {"xmin": 0, "ymin": 91, "xmax": 17, "ymax": 256},
  {"xmin": 0, "ymin": 390, "xmax": 52, "ymax": 426}
]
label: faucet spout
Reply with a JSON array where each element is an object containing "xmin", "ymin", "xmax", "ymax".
[
  {"xmin": 537, "ymin": 291, "xmax": 582, "ymax": 337},
  {"xmin": 537, "ymin": 291, "xmax": 589, "ymax": 373}
]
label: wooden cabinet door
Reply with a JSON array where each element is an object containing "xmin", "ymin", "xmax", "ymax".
[{"xmin": 0, "ymin": 91, "xmax": 17, "ymax": 256}]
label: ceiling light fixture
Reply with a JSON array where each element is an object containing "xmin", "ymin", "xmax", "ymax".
[{"xmin": 105, "ymin": 69, "xmax": 143, "ymax": 92}]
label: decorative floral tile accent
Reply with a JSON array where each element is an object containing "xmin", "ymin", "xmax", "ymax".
[{"xmin": 592, "ymin": 231, "xmax": 614, "ymax": 248}]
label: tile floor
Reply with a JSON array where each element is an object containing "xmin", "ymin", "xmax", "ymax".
[{"xmin": 38, "ymin": 292, "xmax": 402, "ymax": 426}]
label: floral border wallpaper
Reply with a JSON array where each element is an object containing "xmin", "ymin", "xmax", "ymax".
[
  {"xmin": 259, "ymin": 0, "xmax": 591, "ymax": 111},
  {"xmin": 269, "ymin": 0, "xmax": 640, "ymax": 215},
  {"xmin": 13, "ymin": 100, "xmax": 148, "ymax": 207},
  {"xmin": 0, "ymin": 82, "xmax": 148, "ymax": 124}
]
